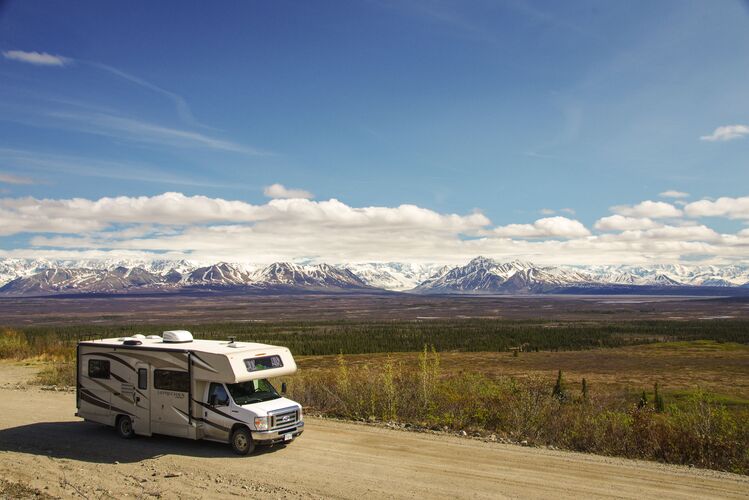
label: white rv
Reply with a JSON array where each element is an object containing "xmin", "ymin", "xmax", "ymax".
[{"xmin": 76, "ymin": 330, "xmax": 304, "ymax": 455}]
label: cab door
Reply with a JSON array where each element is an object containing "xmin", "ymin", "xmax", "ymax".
[
  {"xmin": 133, "ymin": 362, "xmax": 151, "ymax": 436},
  {"xmin": 202, "ymin": 382, "xmax": 233, "ymax": 442}
]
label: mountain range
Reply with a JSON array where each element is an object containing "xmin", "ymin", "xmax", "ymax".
[{"xmin": 0, "ymin": 256, "xmax": 748, "ymax": 297}]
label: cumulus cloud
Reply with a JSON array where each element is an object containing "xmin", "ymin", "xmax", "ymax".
[
  {"xmin": 0, "ymin": 172, "xmax": 35, "ymax": 185},
  {"xmin": 611, "ymin": 200, "xmax": 683, "ymax": 219},
  {"xmin": 2, "ymin": 192, "xmax": 748, "ymax": 265},
  {"xmin": 659, "ymin": 190, "xmax": 689, "ymax": 199},
  {"xmin": 685, "ymin": 196, "xmax": 749, "ymax": 220},
  {"xmin": 493, "ymin": 217, "xmax": 590, "ymax": 239},
  {"xmin": 594, "ymin": 215, "xmax": 659, "ymax": 231},
  {"xmin": 3, "ymin": 50, "xmax": 70, "ymax": 66},
  {"xmin": 263, "ymin": 184, "xmax": 314, "ymax": 200},
  {"xmin": 700, "ymin": 124, "xmax": 749, "ymax": 142},
  {"xmin": 0, "ymin": 192, "xmax": 489, "ymax": 236},
  {"xmin": 608, "ymin": 225, "xmax": 720, "ymax": 242}
]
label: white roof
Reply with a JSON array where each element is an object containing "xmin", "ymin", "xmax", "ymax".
[{"xmin": 81, "ymin": 337, "xmax": 279, "ymax": 355}]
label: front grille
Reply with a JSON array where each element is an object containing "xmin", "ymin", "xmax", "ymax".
[{"xmin": 270, "ymin": 407, "xmax": 299, "ymax": 430}]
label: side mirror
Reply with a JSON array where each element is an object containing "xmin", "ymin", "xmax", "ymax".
[{"xmin": 281, "ymin": 382, "xmax": 287, "ymax": 394}]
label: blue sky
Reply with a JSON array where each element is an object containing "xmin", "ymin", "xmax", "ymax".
[{"xmin": 0, "ymin": 0, "xmax": 748, "ymax": 265}]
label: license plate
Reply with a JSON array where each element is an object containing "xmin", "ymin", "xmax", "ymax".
[{"xmin": 283, "ymin": 433, "xmax": 293, "ymax": 442}]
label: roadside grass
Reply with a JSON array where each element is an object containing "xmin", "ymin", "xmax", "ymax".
[{"xmin": 282, "ymin": 350, "xmax": 749, "ymax": 474}]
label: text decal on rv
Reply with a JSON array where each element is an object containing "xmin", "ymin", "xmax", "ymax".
[{"xmin": 244, "ymin": 355, "xmax": 283, "ymax": 372}]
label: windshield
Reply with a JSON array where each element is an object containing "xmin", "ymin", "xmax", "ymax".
[{"xmin": 226, "ymin": 379, "xmax": 280, "ymax": 405}]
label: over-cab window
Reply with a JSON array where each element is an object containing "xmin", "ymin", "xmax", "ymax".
[
  {"xmin": 88, "ymin": 359, "xmax": 110, "ymax": 379},
  {"xmin": 154, "ymin": 369, "xmax": 189, "ymax": 392},
  {"xmin": 244, "ymin": 355, "xmax": 283, "ymax": 373}
]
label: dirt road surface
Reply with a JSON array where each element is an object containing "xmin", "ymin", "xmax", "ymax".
[{"xmin": 0, "ymin": 378, "xmax": 747, "ymax": 498}]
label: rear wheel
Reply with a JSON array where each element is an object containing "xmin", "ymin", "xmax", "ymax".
[
  {"xmin": 116, "ymin": 415, "xmax": 135, "ymax": 439},
  {"xmin": 231, "ymin": 427, "xmax": 255, "ymax": 455}
]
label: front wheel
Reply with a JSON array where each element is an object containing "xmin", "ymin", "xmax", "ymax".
[
  {"xmin": 231, "ymin": 427, "xmax": 255, "ymax": 455},
  {"xmin": 116, "ymin": 415, "xmax": 135, "ymax": 439}
]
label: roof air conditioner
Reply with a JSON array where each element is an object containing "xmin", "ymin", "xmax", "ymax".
[{"xmin": 163, "ymin": 330, "xmax": 194, "ymax": 343}]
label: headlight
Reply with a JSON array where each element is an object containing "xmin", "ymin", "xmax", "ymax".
[
  {"xmin": 254, "ymin": 416, "xmax": 268, "ymax": 431},
  {"xmin": 299, "ymin": 407, "xmax": 303, "ymax": 420}
]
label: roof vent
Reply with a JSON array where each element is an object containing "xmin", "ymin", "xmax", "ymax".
[
  {"xmin": 123, "ymin": 339, "xmax": 142, "ymax": 346},
  {"xmin": 132, "ymin": 334, "xmax": 146, "ymax": 339},
  {"xmin": 163, "ymin": 330, "xmax": 194, "ymax": 343},
  {"xmin": 146, "ymin": 335, "xmax": 162, "ymax": 340}
]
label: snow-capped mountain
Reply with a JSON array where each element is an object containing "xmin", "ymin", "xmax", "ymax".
[
  {"xmin": 0, "ymin": 257, "xmax": 748, "ymax": 296},
  {"xmin": 414, "ymin": 257, "xmax": 597, "ymax": 294},
  {"xmin": 0, "ymin": 260, "xmax": 372, "ymax": 296},
  {"xmin": 343, "ymin": 262, "xmax": 450, "ymax": 291},
  {"xmin": 251, "ymin": 262, "xmax": 369, "ymax": 289}
]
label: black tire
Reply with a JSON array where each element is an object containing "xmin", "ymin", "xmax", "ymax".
[
  {"xmin": 231, "ymin": 427, "xmax": 255, "ymax": 455},
  {"xmin": 116, "ymin": 415, "xmax": 135, "ymax": 439}
]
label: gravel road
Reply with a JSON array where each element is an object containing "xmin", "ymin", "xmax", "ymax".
[{"xmin": 0, "ymin": 368, "xmax": 747, "ymax": 498}]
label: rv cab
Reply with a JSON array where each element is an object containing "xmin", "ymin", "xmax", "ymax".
[{"xmin": 76, "ymin": 331, "xmax": 304, "ymax": 455}]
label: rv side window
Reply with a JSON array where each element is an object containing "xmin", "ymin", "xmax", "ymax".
[
  {"xmin": 88, "ymin": 359, "xmax": 110, "ymax": 379},
  {"xmin": 138, "ymin": 368, "xmax": 148, "ymax": 389},
  {"xmin": 154, "ymin": 369, "xmax": 189, "ymax": 392}
]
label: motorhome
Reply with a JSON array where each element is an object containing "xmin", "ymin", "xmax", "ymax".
[{"xmin": 76, "ymin": 330, "xmax": 304, "ymax": 455}]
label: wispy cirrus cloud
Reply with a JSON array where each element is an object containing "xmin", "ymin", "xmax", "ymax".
[
  {"xmin": 42, "ymin": 110, "xmax": 267, "ymax": 155},
  {"xmin": 4, "ymin": 48, "xmax": 205, "ymax": 127},
  {"xmin": 700, "ymin": 124, "xmax": 749, "ymax": 142},
  {"xmin": 0, "ymin": 148, "xmax": 237, "ymax": 188},
  {"xmin": 0, "ymin": 172, "xmax": 35, "ymax": 185},
  {"xmin": 3, "ymin": 50, "xmax": 70, "ymax": 66}
]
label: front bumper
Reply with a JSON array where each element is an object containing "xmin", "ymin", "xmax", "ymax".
[{"xmin": 252, "ymin": 420, "xmax": 304, "ymax": 444}]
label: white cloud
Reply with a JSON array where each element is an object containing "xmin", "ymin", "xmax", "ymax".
[
  {"xmin": 594, "ymin": 215, "xmax": 659, "ymax": 231},
  {"xmin": 659, "ymin": 190, "xmax": 689, "ymax": 199},
  {"xmin": 685, "ymin": 196, "xmax": 749, "ymax": 220},
  {"xmin": 264, "ymin": 184, "xmax": 314, "ymax": 200},
  {"xmin": 0, "ymin": 172, "xmax": 34, "ymax": 185},
  {"xmin": 700, "ymin": 124, "xmax": 749, "ymax": 142},
  {"xmin": 2, "ymin": 192, "xmax": 749, "ymax": 266},
  {"xmin": 540, "ymin": 208, "xmax": 555, "ymax": 215},
  {"xmin": 559, "ymin": 208, "xmax": 576, "ymax": 215},
  {"xmin": 3, "ymin": 50, "xmax": 70, "ymax": 66},
  {"xmin": 611, "ymin": 200, "xmax": 683, "ymax": 218},
  {"xmin": 493, "ymin": 217, "xmax": 590, "ymax": 239},
  {"xmin": 608, "ymin": 225, "xmax": 720, "ymax": 242},
  {"xmin": 0, "ymin": 192, "xmax": 490, "ymax": 235}
]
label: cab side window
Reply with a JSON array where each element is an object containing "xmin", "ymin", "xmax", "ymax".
[
  {"xmin": 208, "ymin": 383, "xmax": 230, "ymax": 406},
  {"xmin": 88, "ymin": 359, "xmax": 110, "ymax": 379}
]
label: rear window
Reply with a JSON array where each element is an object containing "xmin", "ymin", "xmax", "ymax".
[
  {"xmin": 154, "ymin": 369, "xmax": 189, "ymax": 392},
  {"xmin": 88, "ymin": 359, "xmax": 110, "ymax": 379},
  {"xmin": 244, "ymin": 355, "xmax": 283, "ymax": 373}
]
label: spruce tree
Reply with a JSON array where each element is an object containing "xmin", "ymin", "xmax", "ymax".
[
  {"xmin": 552, "ymin": 370, "xmax": 566, "ymax": 402},
  {"xmin": 654, "ymin": 382, "xmax": 665, "ymax": 413},
  {"xmin": 581, "ymin": 378, "xmax": 589, "ymax": 401}
]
